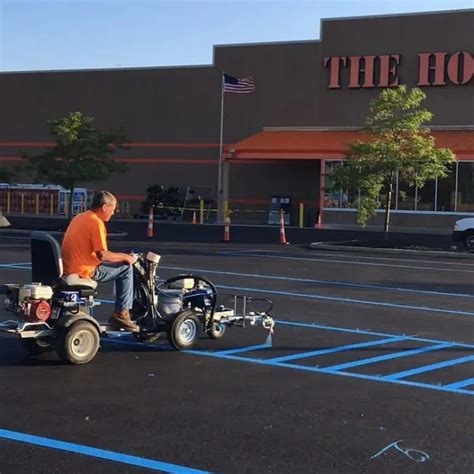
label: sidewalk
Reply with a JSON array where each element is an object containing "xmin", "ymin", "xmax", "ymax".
[{"xmin": 319, "ymin": 223, "xmax": 452, "ymax": 235}]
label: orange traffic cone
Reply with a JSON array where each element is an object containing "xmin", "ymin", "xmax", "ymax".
[
  {"xmin": 224, "ymin": 215, "xmax": 231, "ymax": 242},
  {"xmin": 279, "ymin": 209, "xmax": 288, "ymax": 245},
  {"xmin": 192, "ymin": 211, "xmax": 197, "ymax": 224},
  {"xmin": 147, "ymin": 206, "xmax": 154, "ymax": 238},
  {"xmin": 314, "ymin": 210, "xmax": 323, "ymax": 229}
]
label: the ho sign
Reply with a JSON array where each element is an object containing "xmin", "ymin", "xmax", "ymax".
[{"xmin": 324, "ymin": 51, "xmax": 473, "ymax": 88}]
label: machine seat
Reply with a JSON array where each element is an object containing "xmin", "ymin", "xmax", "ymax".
[{"xmin": 61, "ymin": 274, "xmax": 97, "ymax": 290}]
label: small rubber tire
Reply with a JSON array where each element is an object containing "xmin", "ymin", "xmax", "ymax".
[
  {"xmin": 208, "ymin": 322, "xmax": 226, "ymax": 339},
  {"xmin": 465, "ymin": 232, "xmax": 474, "ymax": 252},
  {"xmin": 167, "ymin": 310, "xmax": 200, "ymax": 350},
  {"xmin": 56, "ymin": 321, "xmax": 100, "ymax": 365},
  {"xmin": 22, "ymin": 338, "xmax": 53, "ymax": 357}
]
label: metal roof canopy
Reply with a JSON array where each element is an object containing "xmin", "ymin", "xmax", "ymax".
[{"xmin": 225, "ymin": 128, "xmax": 474, "ymax": 161}]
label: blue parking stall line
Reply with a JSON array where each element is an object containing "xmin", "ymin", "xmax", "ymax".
[
  {"xmin": 443, "ymin": 377, "xmax": 474, "ymax": 390},
  {"xmin": 0, "ymin": 428, "xmax": 211, "ymax": 474},
  {"xmin": 276, "ymin": 319, "xmax": 474, "ymax": 349},
  {"xmin": 211, "ymin": 344, "xmax": 271, "ymax": 356},
  {"xmin": 161, "ymin": 265, "xmax": 474, "ymax": 299},
  {"xmin": 0, "ymin": 262, "xmax": 31, "ymax": 269},
  {"xmin": 77, "ymin": 297, "xmax": 474, "ymax": 351},
  {"xmin": 186, "ymin": 350, "xmax": 474, "ymax": 397},
  {"xmin": 98, "ymin": 327, "xmax": 474, "ymax": 397},
  {"xmin": 322, "ymin": 342, "xmax": 454, "ymax": 372},
  {"xmin": 163, "ymin": 256, "xmax": 474, "ymax": 274},
  {"xmin": 50, "ymin": 295, "xmax": 474, "ymax": 351},
  {"xmin": 266, "ymin": 336, "xmax": 407, "ymax": 364},
  {"xmin": 214, "ymin": 284, "xmax": 474, "ymax": 318},
  {"xmin": 97, "ymin": 298, "xmax": 114, "ymax": 304},
  {"xmin": 384, "ymin": 355, "xmax": 474, "ymax": 381},
  {"xmin": 5, "ymin": 261, "xmax": 474, "ymax": 316},
  {"xmin": 6, "ymin": 260, "xmax": 474, "ymax": 300}
]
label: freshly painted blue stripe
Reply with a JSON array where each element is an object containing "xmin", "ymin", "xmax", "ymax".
[
  {"xmin": 275, "ymin": 320, "xmax": 474, "ymax": 349},
  {"xmin": 0, "ymin": 263, "xmax": 31, "ymax": 269},
  {"xmin": 96, "ymin": 281, "xmax": 474, "ymax": 319},
  {"xmin": 75, "ymin": 297, "xmax": 474, "ymax": 351},
  {"xmin": 161, "ymin": 265, "xmax": 474, "ymax": 299},
  {"xmin": 212, "ymin": 344, "xmax": 270, "ymax": 356},
  {"xmin": 100, "ymin": 336, "xmax": 474, "ymax": 397},
  {"xmin": 185, "ymin": 350, "xmax": 474, "ymax": 396},
  {"xmin": 172, "ymin": 253, "xmax": 474, "ymax": 274},
  {"xmin": 0, "ymin": 429, "xmax": 211, "ymax": 474},
  {"xmin": 6, "ymin": 262, "xmax": 474, "ymax": 314},
  {"xmin": 214, "ymin": 284, "xmax": 474, "ymax": 318},
  {"xmin": 323, "ymin": 342, "xmax": 453, "ymax": 371},
  {"xmin": 96, "ymin": 298, "xmax": 474, "ymax": 351},
  {"xmin": 444, "ymin": 377, "xmax": 474, "ymax": 390},
  {"xmin": 266, "ymin": 336, "xmax": 406, "ymax": 363},
  {"xmin": 384, "ymin": 355, "xmax": 474, "ymax": 380},
  {"xmin": 218, "ymin": 249, "xmax": 474, "ymax": 266}
]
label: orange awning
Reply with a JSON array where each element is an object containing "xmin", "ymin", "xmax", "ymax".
[{"xmin": 226, "ymin": 129, "xmax": 474, "ymax": 161}]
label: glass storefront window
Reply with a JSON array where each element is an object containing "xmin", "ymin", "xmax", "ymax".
[
  {"xmin": 416, "ymin": 178, "xmax": 436, "ymax": 211},
  {"xmin": 324, "ymin": 161, "xmax": 343, "ymax": 208},
  {"xmin": 323, "ymin": 160, "xmax": 472, "ymax": 214},
  {"xmin": 396, "ymin": 177, "xmax": 416, "ymax": 210},
  {"xmin": 457, "ymin": 162, "xmax": 474, "ymax": 212},
  {"xmin": 437, "ymin": 163, "xmax": 457, "ymax": 212}
]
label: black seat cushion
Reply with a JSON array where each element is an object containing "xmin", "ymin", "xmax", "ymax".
[{"xmin": 56, "ymin": 285, "xmax": 97, "ymax": 298}]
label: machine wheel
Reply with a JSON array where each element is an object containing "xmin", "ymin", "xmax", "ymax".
[
  {"xmin": 167, "ymin": 310, "xmax": 200, "ymax": 350},
  {"xmin": 56, "ymin": 321, "xmax": 100, "ymax": 365},
  {"xmin": 208, "ymin": 322, "xmax": 226, "ymax": 339},
  {"xmin": 465, "ymin": 232, "xmax": 474, "ymax": 252},
  {"xmin": 131, "ymin": 281, "xmax": 150, "ymax": 320},
  {"xmin": 22, "ymin": 338, "xmax": 53, "ymax": 357}
]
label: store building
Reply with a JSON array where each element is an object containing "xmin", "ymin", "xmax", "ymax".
[{"xmin": 0, "ymin": 9, "xmax": 472, "ymax": 228}]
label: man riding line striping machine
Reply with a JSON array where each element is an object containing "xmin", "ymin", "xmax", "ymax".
[{"xmin": 0, "ymin": 191, "xmax": 274, "ymax": 365}]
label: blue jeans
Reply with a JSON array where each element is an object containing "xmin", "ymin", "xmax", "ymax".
[{"xmin": 92, "ymin": 263, "xmax": 133, "ymax": 311}]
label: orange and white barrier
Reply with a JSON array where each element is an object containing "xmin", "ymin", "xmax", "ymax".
[
  {"xmin": 224, "ymin": 215, "xmax": 231, "ymax": 242},
  {"xmin": 279, "ymin": 209, "xmax": 288, "ymax": 245},
  {"xmin": 192, "ymin": 211, "xmax": 197, "ymax": 225},
  {"xmin": 147, "ymin": 206, "xmax": 154, "ymax": 238}
]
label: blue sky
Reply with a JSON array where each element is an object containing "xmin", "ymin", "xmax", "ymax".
[{"xmin": 1, "ymin": 0, "xmax": 472, "ymax": 72}]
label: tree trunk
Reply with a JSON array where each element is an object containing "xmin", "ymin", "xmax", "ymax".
[{"xmin": 383, "ymin": 175, "xmax": 394, "ymax": 240}]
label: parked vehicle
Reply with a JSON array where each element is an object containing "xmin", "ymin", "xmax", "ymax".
[{"xmin": 452, "ymin": 217, "xmax": 474, "ymax": 251}]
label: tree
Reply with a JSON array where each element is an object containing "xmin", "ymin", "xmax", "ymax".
[
  {"xmin": 330, "ymin": 86, "xmax": 455, "ymax": 237},
  {"xmin": 23, "ymin": 111, "xmax": 127, "ymax": 218},
  {"xmin": 0, "ymin": 166, "xmax": 16, "ymax": 183}
]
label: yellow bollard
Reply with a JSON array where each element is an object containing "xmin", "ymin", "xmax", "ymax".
[
  {"xmin": 50, "ymin": 194, "xmax": 54, "ymax": 215},
  {"xmin": 199, "ymin": 199, "xmax": 204, "ymax": 224},
  {"xmin": 21, "ymin": 193, "xmax": 25, "ymax": 215},
  {"xmin": 299, "ymin": 202, "xmax": 304, "ymax": 228},
  {"xmin": 35, "ymin": 194, "xmax": 40, "ymax": 215}
]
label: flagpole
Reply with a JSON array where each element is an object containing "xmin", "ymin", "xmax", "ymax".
[{"xmin": 217, "ymin": 72, "xmax": 225, "ymax": 222}]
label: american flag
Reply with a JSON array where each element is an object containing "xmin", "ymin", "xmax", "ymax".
[{"xmin": 223, "ymin": 74, "xmax": 255, "ymax": 94}]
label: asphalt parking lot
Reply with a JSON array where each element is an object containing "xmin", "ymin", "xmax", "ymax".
[{"xmin": 0, "ymin": 238, "xmax": 473, "ymax": 473}]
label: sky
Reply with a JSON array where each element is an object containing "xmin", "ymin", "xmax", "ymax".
[{"xmin": 0, "ymin": 0, "xmax": 472, "ymax": 72}]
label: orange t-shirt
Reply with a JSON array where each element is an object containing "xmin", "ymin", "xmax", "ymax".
[{"xmin": 62, "ymin": 210, "xmax": 108, "ymax": 278}]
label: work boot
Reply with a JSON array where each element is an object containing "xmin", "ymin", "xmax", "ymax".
[{"xmin": 108, "ymin": 309, "xmax": 139, "ymax": 333}]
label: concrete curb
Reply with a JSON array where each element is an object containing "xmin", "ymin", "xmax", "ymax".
[
  {"xmin": 0, "ymin": 229, "xmax": 128, "ymax": 239},
  {"xmin": 309, "ymin": 241, "xmax": 474, "ymax": 259}
]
